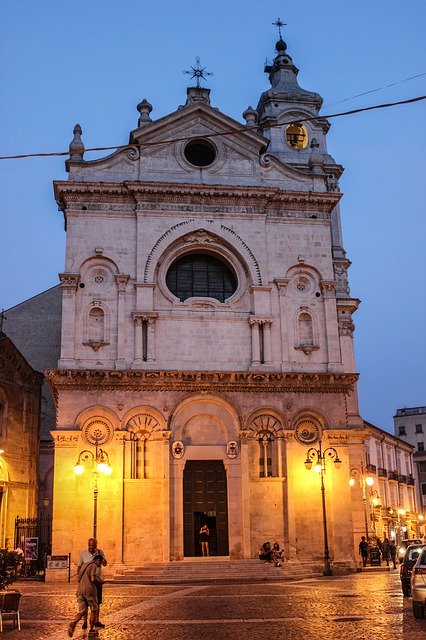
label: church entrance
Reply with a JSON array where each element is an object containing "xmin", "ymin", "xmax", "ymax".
[{"xmin": 183, "ymin": 460, "xmax": 229, "ymax": 557}]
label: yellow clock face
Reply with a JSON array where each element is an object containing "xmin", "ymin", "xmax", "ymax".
[{"xmin": 286, "ymin": 123, "xmax": 308, "ymax": 149}]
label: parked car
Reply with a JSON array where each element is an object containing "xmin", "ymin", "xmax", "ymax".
[
  {"xmin": 398, "ymin": 538, "xmax": 422, "ymax": 563},
  {"xmin": 411, "ymin": 546, "xmax": 426, "ymax": 619},
  {"xmin": 400, "ymin": 543, "xmax": 425, "ymax": 596}
]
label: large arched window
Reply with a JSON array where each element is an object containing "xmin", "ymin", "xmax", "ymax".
[{"xmin": 165, "ymin": 253, "xmax": 237, "ymax": 303}]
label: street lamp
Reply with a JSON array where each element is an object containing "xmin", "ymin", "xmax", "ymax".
[
  {"xmin": 304, "ymin": 441, "xmax": 341, "ymax": 576},
  {"xmin": 74, "ymin": 441, "xmax": 112, "ymax": 539},
  {"xmin": 349, "ymin": 463, "xmax": 374, "ymax": 540},
  {"xmin": 370, "ymin": 490, "xmax": 381, "ymax": 536}
]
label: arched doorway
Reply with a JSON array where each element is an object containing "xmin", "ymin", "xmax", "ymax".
[{"xmin": 183, "ymin": 460, "xmax": 229, "ymax": 557}]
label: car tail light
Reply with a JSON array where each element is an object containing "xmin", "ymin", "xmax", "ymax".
[{"xmin": 413, "ymin": 567, "xmax": 426, "ymax": 574}]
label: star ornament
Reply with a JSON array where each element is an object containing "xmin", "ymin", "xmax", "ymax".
[{"xmin": 183, "ymin": 57, "xmax": 214, "ymax": 88}]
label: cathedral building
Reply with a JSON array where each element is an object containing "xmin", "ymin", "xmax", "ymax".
[{"xmin": 44, "ymin": 34, "xmax": 392, "ymax": 572}]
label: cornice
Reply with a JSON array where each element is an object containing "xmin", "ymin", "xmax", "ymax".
[
  {"xmin": 53, "ymin": 180, "xmax": 341, "ymax": 215},
  {"xmin": 46, "ymin": 368, "xmax": 358, "ymax": 399}
]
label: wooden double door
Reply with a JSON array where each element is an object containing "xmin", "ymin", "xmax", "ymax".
[{"xmin": 183, "ymin": 460, "xmax": 229, "ymax": 557}]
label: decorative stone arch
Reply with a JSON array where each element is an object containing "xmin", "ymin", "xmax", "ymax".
[
  {"xmin": 83, "ymin": 300, "xmax": 111, "ymax": 349},
  {"xmin": 293, "ymin": 307, "xmax": 320, "ymax": 355},
  {"xmin": 144, "ymin": 220, "xmax": 262, "ymax": 291},
  {"xmin": 285, "ymin": 263, "xmax": 323, "ymax": 296},
  {"xmin": 245, "ymin": 410, "xmax": 286, "ymax": 478},
  {"xmin": 73, "ymin": 254, "xmax": 120, "ymax": 280},
  {"xmin": 291, "ymin": 409, "xmax": 330, "ymax": 446},
  {"xmin": 170, "ymin": 392, "xmax": 242, "ymax": 446},
  {"xmin": 75, "ymin": 406, "xmax": 118, "ymax": 446},
  {"xmin": 122, "ymin": 406, "xmax": 166, "ymax": 438}
]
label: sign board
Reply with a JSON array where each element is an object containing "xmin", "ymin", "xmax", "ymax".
[
  {"xmin": 47, "ymin": 555, "xmax": 69, "ymax": 569},
  {"xmin": 24, "ymin": 537, "xmax": 39, "ymax": 561}
]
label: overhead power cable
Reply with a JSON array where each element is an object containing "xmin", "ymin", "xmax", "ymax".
[
  {"xmin": 0, "ymin": 95, "xmax": 425, "ymax": 161},
  {"xmin": 323, "ymin": 71, "xmax": 426, "ymax": 107}
]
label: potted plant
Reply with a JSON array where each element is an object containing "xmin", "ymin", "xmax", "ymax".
[{"xmin": 0, "ymin": 550, "xmax": 21, "ymax": 590}]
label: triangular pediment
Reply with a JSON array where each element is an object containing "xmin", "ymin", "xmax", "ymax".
[{"xmin": 67, "ymin": 101, "xmax": 318, "ymax": 190}]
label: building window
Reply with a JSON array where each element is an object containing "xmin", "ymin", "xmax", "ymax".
[
  {"xmin": 418, "ymin": 442, "xmax": 425, "ymax": 452},
  {"xmin": 422, "ymin": 483, "xmax": 426, "ymax": 496},
  {"xmin": 166, "ymin": 253, "xmax": 237, "ymax": 303},
  {"xmin": 184, "ymin": 139, "xmax": 217, "ymax": 167},
  {"xmin": 415, "ymin": 424, "xmax": 423, "ymax": 434},
  {"xmin": 418, "ymin": 461, "xmax": 426, "ymax": 473},
  {"xmin": 398, "ymin": 426, "xmax": 406, "ymax": 436}
]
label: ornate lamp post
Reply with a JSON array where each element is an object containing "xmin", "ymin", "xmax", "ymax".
[
  {"xmin": 74, "ymin": 441, "xmax": 112, "ymax": 539},
  {"xmin": 304, "ymin": 441, "xmax": 341, "ymax": 576},
  {"xmin": 349, "ymin": 462, "xmax": 374, "ymax": 540},
  {"xmin": 370, "ymin": 490, "xmax": 381, "ymax": 536}
]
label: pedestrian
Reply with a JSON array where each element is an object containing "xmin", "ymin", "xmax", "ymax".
[
  {"xmin": 359, "ymin": 536, "xmax": 369, "ymax": 566},
  {"xmin": 68, "ymin": 553, "xmax": 104, "ymax": 637},
  {"xmin": 272, "ymin": 542, "xmax": 282, "ymax": 567},
  {"xmin": 259, "ymin": 541, "xmax": 273, "ymax": 563},
  {"xmin": 389, "ymin": 540, "xmax": 397, "ymax": 568},
  {"xmin": 199, "ymin": 523, "xmax": 210, "ymax": 557},
  {"xmin": 382, "ymin": 537, "xmax": 391, "ymax": 566},
  {"xmin": 78, "ymin": 537, "xmax": 107, "ymax": 630}
]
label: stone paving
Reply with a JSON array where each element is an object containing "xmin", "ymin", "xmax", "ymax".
[{"xmin": 5, "ymin": 570, "xmax": 426, "ymax": 640}]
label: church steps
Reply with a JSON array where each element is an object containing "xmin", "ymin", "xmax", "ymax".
[{"xmin": 111, "ymin": 559, "xmax": 322, "ymax": 584}]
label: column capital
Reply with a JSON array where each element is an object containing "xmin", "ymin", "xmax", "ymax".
[
  {"xmin": 115, "ymin": 274, "xmax": 130, "ymax": 292},
  {"xmin": 59, "ymin": 273, "xmax": 80, "ymax": 289},
  {"xmin": 274, "ymin": 278, "xmax": 290, "ymax": 296},
  {"xmin": 320, "ymin": 280, "xmax": 337, "ymax": 298}
]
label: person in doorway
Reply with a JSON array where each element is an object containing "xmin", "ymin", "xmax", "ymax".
[
  {"xmin": 359, "ymin": 536, "xmax": 369, "ymax": 566},
  {"xmin": 199, "ymin": 523, "xmax": 210, "ymax": 556},
  {"xmin": 68, "ymin": 553, "xmax": 104, "ymax": 637},
  {"xmin": 78, "ymin": 538, "xmax": 107, "ymax": 630}
]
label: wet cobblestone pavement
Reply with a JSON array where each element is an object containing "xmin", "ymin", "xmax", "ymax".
[{"xmin": 6, "ymin": 570, "xmax": 426, "ymax": 639}]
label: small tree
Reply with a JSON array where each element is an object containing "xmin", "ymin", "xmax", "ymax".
[{"xmin": 0, "ymin": 550, "xmax": 21, "ymax": 590}]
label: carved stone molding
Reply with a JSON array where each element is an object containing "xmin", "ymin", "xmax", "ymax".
[
  {"xmin": 338, "ymin": 319, "xmax": 355, "ymax": 337},
  {"xmin": 51, "ymin": 431, "xmax": 80, "ymax": 447},
  {"xmin": 46, "ymin": 369, "xmax": 359, "ymax": 400},
  {"xmin": 59, "ymin": 273, "xmax": 80, "ymax": 289}
]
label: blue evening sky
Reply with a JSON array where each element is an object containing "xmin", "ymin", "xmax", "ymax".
[{"xmin": 1, "ymin": 1, "xmax": 425, "ymax": 432}]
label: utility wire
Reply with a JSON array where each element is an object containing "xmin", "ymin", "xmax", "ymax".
[
  {"xmin": 323, "ymin": 72, "xmax": 426, "ymax": 107},
  {"xmin": 0, "ymin": 95, "xmax": 425, "ymax": 161}
]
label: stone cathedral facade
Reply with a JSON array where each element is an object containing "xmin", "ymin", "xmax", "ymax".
[{"xmin": 47, "ymin": 35, "xmax": 367, "ymax": 572}]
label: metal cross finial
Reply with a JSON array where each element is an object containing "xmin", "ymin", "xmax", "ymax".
[
  {"xmin": 183, "ymin": 57, "xmax": 214, "ymax": 88},
  {"xmin": 273, "ymin": 18, "xmax": 287, "ymax": 39}
]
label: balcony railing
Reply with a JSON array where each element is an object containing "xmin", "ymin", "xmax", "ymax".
[
  {"xmin": 366, "ymin": 463, "xmax": 377, "ymax": 474},
  {"xmin": 377, "ymin": 467, "xmax": 387, "ymax": 478},
  {"xmin": 397, "ymin": 474, "xmax": 407, "ymax": 484},
  {"xmin": 407, "ymin": 475, "xmax": 415, "ymax": 485},
  {"xmin": 388, "ymin": 470, "xmax": 398, "ymax": 481}
]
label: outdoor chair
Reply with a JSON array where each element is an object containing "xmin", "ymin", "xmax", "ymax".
[{"xmin": 0, "ymin": 590, "xmax": 21, "ymax": 631}]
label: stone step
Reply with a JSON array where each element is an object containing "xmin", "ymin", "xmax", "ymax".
[{"xmin": 112, "ymin": 560, "xmax": 321, "ymax": 584}]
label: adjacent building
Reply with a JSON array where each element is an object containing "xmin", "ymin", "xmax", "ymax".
[
  {"xmin": 0, "ymin": 333, "xmax": 43, "ymax": 547},
  {"xmin": 394, "ymin": 406, "xmax": 426, "ymax": 537}
]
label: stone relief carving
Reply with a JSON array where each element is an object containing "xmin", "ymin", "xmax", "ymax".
[
  {"xmin": 183, "ymin": 230, "xmax": 218, "ymax": 244},
  {"xmin": 172, "ymin": 440, "xmax": 184, "ymax": 459},
  {"xmin": 226, "ymin": 441, "xmax": 238, "ymax": 458},
  {"xmin": 82, "ymin": 419, "xmax": 114, "ymax": 446},
  {"xmin": 333, "ymin": 263, "xmax": 350, "ymax": 295},
  {"xmin": 338, "ymin": 318, "xmax": 355, "ymax": 337},
  {"xmin": 325, "ymin": 174, "xmax": 340, "ymax": 192}
]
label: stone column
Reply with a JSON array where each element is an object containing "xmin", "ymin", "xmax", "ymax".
[
  {"xmin": 274, "ymin": 279, "xmax": 290, "ymax": 364},
  {"xmin": 249, "ymin": 317, "xmax": 261, "ymax": 365},
  {"xmin": 321, "ymin": 281, "xmax": 341, "ymax": 368},
  {"xmin": 161, "ymin": 431, "xmax": 172, "ymax": 561},
  {"xmin": 132, "ymin": 314, "xmax": 144, "ymax": 367},
  {"xmin": 58, "ymin": 274, "xmax": 79, "ymax": 367},
  {"xmin": 146, "ymin": 315, "xmax": 158, "ymax": 362},
  {"xmin": 115, "ymin": 275, "xmax": 129, "ymax": 369},
  {"xmin": 114, "ymin": 431, "xmax": 126, "ymax": 568},
  {"xmin": 262, "ymin": 319, "xmax": 273, "ymax": 364},
  {"xmin": 239, "ymin": 433, "xmax": 252, "ymax": 558}
]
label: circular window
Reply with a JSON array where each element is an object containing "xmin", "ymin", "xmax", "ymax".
[
  {"xmin": 166, "ymin": 253, "xmax": 237, "ymax": 303},
  {"xmin": 184, "ymin": 139, "xmax": 216, "ymax": 167},
  {"xmin": 286, "ymin": 123, "xmax": 308, "ymax": 149}
]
